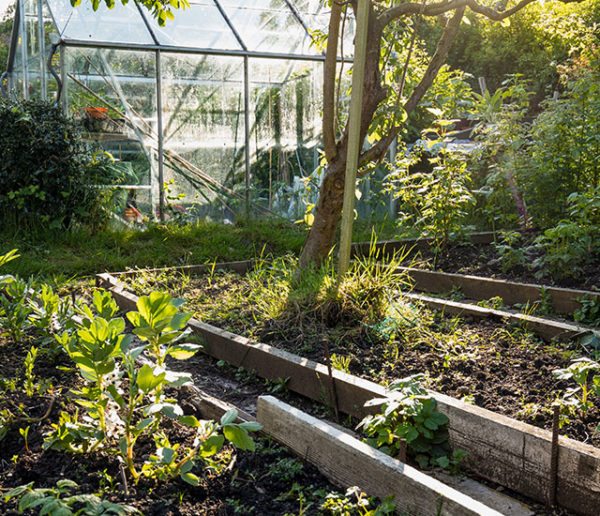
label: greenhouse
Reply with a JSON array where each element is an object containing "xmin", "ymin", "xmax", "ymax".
[{"xmin": 4, "ymin": 0, "xmax": 354, "ymax": 222}]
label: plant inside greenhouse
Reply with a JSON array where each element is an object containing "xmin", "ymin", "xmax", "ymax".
[{"xmin": 1, "ymin": 0, "xmax": 600, "ymax": 514}]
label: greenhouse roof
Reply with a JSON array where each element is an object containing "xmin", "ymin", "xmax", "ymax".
[{"xmin": 45, "ymin": 0, "xmax": 345, "ymax": 60}]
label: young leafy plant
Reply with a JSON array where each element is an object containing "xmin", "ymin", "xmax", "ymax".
[
  {"xmin": 126, "ymin": 291, "xmax": 196, "ymax": 367},
  {"xmin": 0, "ymin": 276, "xmax": 34, "ymax": 342},
  {"xmin": 3, "ymin": 479, "xmax": 138, "ymax": 515},
  {"xmin": 47, "ymin": 289, "xmax": 260, "ymax": 484},
  {"xmin": 357, "ymin": 374, "xmax": 453, "ymax": 469},
  {"xmin": 553, "ymin": 358, "xmax": 600, "ymax": 414},
  {"xmin": 142, "ymin": 409, "xmax": 261, "ymax": 486}
]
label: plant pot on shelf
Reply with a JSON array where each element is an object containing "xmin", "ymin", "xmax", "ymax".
[{"xmin": 84, "ymin": 107, "xmax": 108, "ymax": 119}]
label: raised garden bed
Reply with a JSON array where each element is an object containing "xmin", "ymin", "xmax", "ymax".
[
  {"xmin": 99, "ymin": 262, "xmax": 600, "ymax": 515},
  {"xmin": 352, "ymin": 236, "xmax": 600, "ymax": 293},
  {"xmin": 0, "ymin": 329, "xmax": 367, "ymax": 515}
]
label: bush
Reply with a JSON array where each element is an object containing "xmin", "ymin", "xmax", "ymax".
[{"xmin": 0, "ymin": 98, "xmax": 113, "ymax": 230}]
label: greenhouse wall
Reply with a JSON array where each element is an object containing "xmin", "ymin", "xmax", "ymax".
[{"xmin": 4, "ymin": 0, "xmax": 401, "ymax": 226}]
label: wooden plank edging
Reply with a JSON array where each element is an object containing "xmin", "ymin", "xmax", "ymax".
[
  {"xmin": 257, "ymin": 396, "xmax": 504, "ymax": 516},
  {"xmin": 109, "ymin": 260, "xmax": 255, "ymax": 278},
  {"xmin": 404, "ymin": 292, "xmax": 595, "ymax": 341},
  {"xmin": 96, "ymin": 272, "xmax": 600, "ymax": 515},
  {"xmin": 399, "ymin": 267, "xmax": 600, "ymax": 317},
  {"xmin": 351, "ymin": 232, "xmax": 497, "ymax": 257}
]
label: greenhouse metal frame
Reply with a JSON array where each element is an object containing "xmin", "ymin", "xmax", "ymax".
[{"xmin": 5, "ymin": 0, "xmax": 353, "ymax": 221}]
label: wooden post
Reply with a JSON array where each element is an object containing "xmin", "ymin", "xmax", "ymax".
[
  {"xmin": 478, "ymin": 77, "xmax": 487, "ymax": 94},
  {"xmin": 338, "ymin": 0, "xmax": 370, "ymax": 279}
]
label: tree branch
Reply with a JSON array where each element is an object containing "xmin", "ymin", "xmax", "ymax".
[
  {"xmin": 466, "ymin": 0, "xmax": 536, "ymax": 20},
  {"xmin": 375, "ymin": 0, "xmax": 577, "ymax": 29},
  {"xmin": 323, "ymin": 1, "xmax": 342, "ymax": 163},
  {"xmin": 360, "ymin": 5, "xmax": 466, "ymax": 166},
  {"xmin": 377, "ymin": 0, "xmax": 464, "ymax": 29}
]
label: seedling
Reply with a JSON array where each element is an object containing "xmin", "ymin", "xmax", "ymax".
[
  {"xmin": 23, "ymin": 346, "xmax": 37, "ymax": 397},
  {"xmin": 19, "ymin": 425, "xmax": 30, "ymax": 454}
]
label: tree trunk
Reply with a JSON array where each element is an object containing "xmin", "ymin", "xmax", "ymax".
[
  {"xmin": 298, "ymin": 6, "xmax": 466, "ymax": 268},
  {"xmin": 298, "ymin": 156, "xmax": 346, "ymax": 267}
]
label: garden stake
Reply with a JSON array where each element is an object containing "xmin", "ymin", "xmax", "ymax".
[
  {"xmin": 119, "ymin": 463, "xmax": 129, "ymax": 497},
  {"xmin": 321, "ymin": 338, "xmax": 340, "ymax": 422},
  {"xmin": 398, "ymin": 439, "xmax": 407, "ymax": 463},
  {"xmin": 549, "ymin": 405, "xmax": 560, "ymax": 507}
]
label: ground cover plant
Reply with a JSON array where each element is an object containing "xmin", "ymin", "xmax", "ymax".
[{"xmin": 120, "ymin": 253, "xmax": 600, "ymax": 448}]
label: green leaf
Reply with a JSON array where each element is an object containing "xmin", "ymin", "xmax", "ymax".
[
  {"xmin": 167, "ymin": 343, "xmax": 201, "ymax": 360},
  {"xmin": 3, "ymin": 483, "xmax": 33, "ymax": 500},
  {"xmin": 180, "ymin": 472, "xmax": 200, "ymax": 486},
  {"xmin": 165, "ymin": 312, "xmax": 191, "ymax": 332},
  {"xmin": 156, "ymin": 446, "xmax": 176, "ymax": 464},
  {"xmin": 199, "ymin": 434, "xmax": 225, "ymax": 457},
  {"xmin": 135, "ymin": 417, "xmax": 155, "ymax": 432},
  {"xmin": 55, "ymin": 479, "xmax": 78, "ymax": 489},
  {"xmin": 220, "ymin": 409, "xmax": 238, "ymax": 426},
  {"xmin": 179, "ymin": 415, "xmax": 201, "ymax": 427},
  {"xmin": 239, "ymin": 421, "xmax": 262, "ymax": 432},
  {"xmin": 223, "ymin": 425, "xmax": 255, "ymax": 451},
  {"xmin": 137, "ymin": 364, "xmax": 165, "ymax": 394},
  {"xmin": 160, "ymin": 403, "xmax": 183, "ymax": 418}
]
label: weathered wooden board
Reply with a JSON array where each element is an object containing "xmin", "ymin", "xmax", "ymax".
[
  {"xmin": 185, "ymin": 385, "xmax": 254, "ymax": 423},
  {"xmin": 99, "ymin": 271, "xmax": 600, "ymax": 515},
  {"xmin": 351, "ymin": 232, "xmax": 497, "ymax": 257},
  {"xmin": 399, "ymin": 267, "xmax": 600, "ymax": 316},
  {"xmin": 188, "ymin": 371, "xmax": 531, "ymax": 513},
  {"xmin": 257, "ymin": 396, "xmax": 505, "ymax": 516},
  {"xmin": 404, "ymin": 291, "xmax": 594, "ymax": 341},
  {"xmin": 110, "ymin": 260, "xmax": 255, "ymax": 278}
]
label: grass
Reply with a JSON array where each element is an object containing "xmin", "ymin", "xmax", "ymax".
[
  {"xmin": 0, "ymin": 219, "xmax": 309, "ymax": 280},
  {"xmin": 0, "ymin": 217, "xmax": 406, "ymax": 281}
]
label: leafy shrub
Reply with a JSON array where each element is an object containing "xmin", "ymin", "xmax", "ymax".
[
  {"xmin": 531, "ymin": 187, "xmax": 600, "ymax": 278},
  {"xmin": 474, "ymin": 70, "xmax": 600, "ymax": 232},
  {"xmin": 357, "ymin": 374, "xmax": 455, "ymax": 469},
  {"xmin": 387, "ymin": 121, "xmax": 476, "ymax": 249},
  {"xmin": 0, "ymin": 98, "xmax": 115, "ymax": 230}
]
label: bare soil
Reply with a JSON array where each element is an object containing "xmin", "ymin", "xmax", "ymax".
[{"xmin": 124, "ymin": 271, "xmax": 600, "ymax": 448}]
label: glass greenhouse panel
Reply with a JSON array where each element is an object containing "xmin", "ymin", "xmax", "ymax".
[
  {"xmin": 219, "ymin": 0, "xmax": 316, "ymax": 55},
  {"xmin": 292, "ymin": 0, "xmax": 355, "ymax": 58},
  {"xmin": 248, "ymin": 58, "xmax": 322, "ymax": 217},
  {"xmin": 65, "ymin": 47, "xmax": 157, "ymax": 218},
  {"xmin": 160, "ymin": 53, "xmax": 246, "ymax": 220},
  {"xmin": 47, "ymin": 0, "xmax": 153, "ymax": 45},
  {"xmin": 143, "ymin": 0, "xmax": 242, "ymax": 51}
]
